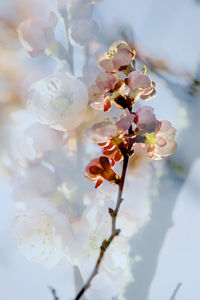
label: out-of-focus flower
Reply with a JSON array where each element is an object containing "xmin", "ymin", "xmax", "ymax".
[
  {"xmin": 96, "ymin": 40, "xmax": 135, "ymax": 73},
  {"xmin": 85, "ymin": 156, "xmax": 120, "ymax": 188},
  {"xmin": 13, "ymin": 198, "xmax": 72, "ymax": 269},
  {"xmin": 17, "ymin": 17, "xmax": 55, "ymax": 57},
  {"xmin": 145, "ymin": 120, "xmax": 177, "ymax": 160},
  {"xmin": 68, "ymin": 198, "xmax": 133, "ymax": 297},
  {"xmin": 11, "ymin": 164, "xmax": 57, "ymax": 203},
  {"xmin": 28, "ymin": 63, "xmax": 88, "ymax": 131},
  {"xmin": 67, "ymin": 0, "xmax": 103, "ymax": 19},
  {"xmin": 69, "ymin": 18, "xmax": 98, "ymax": 46},
  {"xmin": 134, "ymin": 106, "xmax": 159, "ymax": 133},
  {"xmin": 127, "ymin": 70, "xmax": 156, "ymax": 101}
]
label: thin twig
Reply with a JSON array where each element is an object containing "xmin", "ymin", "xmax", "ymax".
[
  {"xmin": 74, "ymin": 154, "xmax": 130, "ymax": 300},
  {"xmin": 49, "ymin": 286, "xmax": 59, "ymax": 300},
  {"xmin": 57, "ymin": 4, "xmax": 74, "ymax": 73},
  {"xmin": 169, "ymin": 282, "xmax": 182, "ymax": 300}
]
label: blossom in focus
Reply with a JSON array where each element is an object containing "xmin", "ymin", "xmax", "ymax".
[
  {"xmin": 87, "ymin": 113, "xmax": 135, "ymax": 162},
  {"xmin": 85, "ymin": 156, "xmax": 120, "ymax": 188},
  {"xmin": 13, "ymin": 198, "xmax": 72, "ymax": 269},
  {"xmin": 134, "ymin": 106, "xmax": 159, "ymax": 133},
  {"xmin": 88, "ymin": 72, "xmax": 127, "ymax": 111},
  {"xmin": 17, "ymin": 17, "xmax": 55, "ymax": 57},
  {"xmin": 127, "ymin": 70, "xmax": 156, "ymax": 101},
  {"xmin": 145, "ymin": 120, "xmax": 177, "ymax": 160},
  {"xmin": 96, "ymin": 40, "xmax": 135, "ymax": 73},
  {"xmin": 69, "ymin": 18, "xmax": 98, "ymax": 46},
  {"xmin": 28, "ymin": 63, "xmax": 88, "ymax": 131}
]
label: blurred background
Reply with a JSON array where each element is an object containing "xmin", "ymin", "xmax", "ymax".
[{"xmin": 0, "ymin": 0, "xmax": 200, "ymax": 300}]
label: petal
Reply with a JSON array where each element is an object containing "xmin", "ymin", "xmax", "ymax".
[
  {"xmin": 104, "ymin": 98, "xmax": 112, "ymax": 112},
  {"xmin": 99, "ymin": 156, "xmax": 111, "ymax": 170},
  {"xmin": 95, "ymin": 178, "xmax": 104, "ymax": 188}
]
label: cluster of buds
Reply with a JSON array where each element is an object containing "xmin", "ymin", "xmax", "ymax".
[{"xmin": 86, "ymin": 41, "xmax": 177, "ymax": 188}]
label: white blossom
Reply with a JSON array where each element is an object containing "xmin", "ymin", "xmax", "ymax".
[
  {"xmin": 28, "ymin": 63, "xmax": 88, "ymax": 131},
  {"xmin": 11, "ymin": 164, "xmax": 57, "ymax": 204},
  {"xmin": 8, "ymin": 112, "xmax": 64, "ymax": 167},
  {"xmin": 13, "ymin": 198, "xmax": 72, "ymax": 269}
]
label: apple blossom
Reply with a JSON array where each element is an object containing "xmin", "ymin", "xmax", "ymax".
[
  {"xmin": 28, "ymin": 64, "xmax": 88, "ymax": 131},
  {"xmin": 17, "ymin": 17, "xmax": 55, "ymax": 57}
]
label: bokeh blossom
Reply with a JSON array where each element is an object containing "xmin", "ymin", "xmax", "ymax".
[
  {"xmin": 28, "ymin": 63, "xmax": 88, "ymax": 131},
  {"xmin": 13, "ymin": 198, "xmax": 72, "ymax": 269},
  {"xmin": 11, "ymin": 164, "xmax": 57, "ymax": 204},
  {"xmin": 69, "ymin": 18, "xmax": 98, "ymax": 46},
  {"xmin": 68, "ymin": 198, "xmax": 132, "ymax": 298},
  {"xmin": 17, "ymin": 17, "xmax": 55, "ymax": 57}
]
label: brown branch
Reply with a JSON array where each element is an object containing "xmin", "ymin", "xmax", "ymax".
[{"xmin": 74, "ymin": 154, "xmax": 129, "ymax": 300}]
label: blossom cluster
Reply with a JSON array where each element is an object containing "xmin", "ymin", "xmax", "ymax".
[
  {"xmin": 8, "ymin": 1, "xmax": 177, "ymax": 298},
  {"xmin": 85, "ymin": 40, "xmax": 177, "ymax": 188}
]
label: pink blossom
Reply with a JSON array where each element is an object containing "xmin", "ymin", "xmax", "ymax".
[
  {"xmin": 96, "ymin": 40, "xmax": 135, "ymax": 72},
  {"xmin": 86, "ymin": 121, "xmax": 119, "ymax": 143},
  {"xmin": 96, "ymin": 72, "xmax": 121, "ymax": 91},
  {"xmin": 85, "ymin": 156, "xmax": 120, "ymax": 188},
  {"xmin": 87, "ymin": 113, "xmax": 135, "ymax": 162},
  {"xmin": 88, "ymin": 73, "xmax": 126, "ymax": 112},
  {"xmin": 17, "ymin": 17, "xmax": 55, "ymax": 57},
  {"xmin": 127, "ymin": 70, "xmax": 156, "ymax": 101},
  {"xmin": 146, "ymin": 120, "xmax": 177, "ymax": 160},
  {"xmin": 134, "ymin": 106, "xmax": 159, "ymax": 133}
]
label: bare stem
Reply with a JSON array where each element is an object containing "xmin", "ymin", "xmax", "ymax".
[
  {"xmin": 169, "ymin": 282, "xmax": 182, "ymax": 300},
  {"xmin": 74, "ymin": 154, "xmax": 129, "ymax": 300},
  {"xmin": 57, "ymin": 5, "xmax": 74, "ymax": 73},
  {"xmin": 49, "ymin": 286, "xmax": 59, "ymax": 300}
]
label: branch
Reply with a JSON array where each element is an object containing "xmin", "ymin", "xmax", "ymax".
[
  {"xmin": 57, "ymin": 1, "xmax": 74, "ymax": 73},
  {"xmin": 74, "ymin": 154, "xmax": 129, "ymax": 300},
  {"xmin": 49, "ymin": 286, "xmax": 59, "ymax": 300},
  {"xmin": 169, "ymin": 283, "xmax": 182, "ymax": 300}
]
